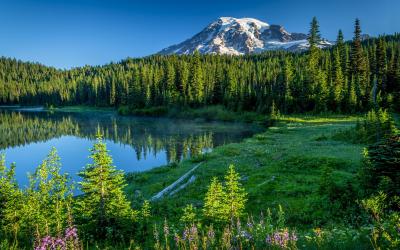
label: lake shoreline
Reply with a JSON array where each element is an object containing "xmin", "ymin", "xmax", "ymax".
[
  {"xmin": 1, "ymin": 104, "xmax": 273, "ymax": 124},
  {"xmin": 0, "ymin": 107, "xmax": 262, "ymax": 186},
  {"xmin": 0, "ymin": 104, "xmax": 270, "ymax": 124},
  {"xmin": 117, "ymin": 105, "xmax": 272, "ymax": 125}
]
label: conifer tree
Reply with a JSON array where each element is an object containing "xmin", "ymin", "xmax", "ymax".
[
  {"xmin": 189, "ymin": 50, "xmax": 204, "ymax": 105},
  {"xmin": 141, "ymin": 200, "xmax": 151, "ymax": 220},
  {"xmin": 177, "ymin": 61, "xmax": 189, "ymax": 104},
  {"xmin": 351, "ymin": 18, "xmax": 368, "ymax": 107},
  {"xmin": 375, "ymin": 38, "xmax": 387, "ymax": 104},
  {"xmin": 165, "ymin": 62, "xmax": 177, "ymax": 104},
  {"xmin": 283, "ymin": 57, "xmax": 294, "ymax": 113},
  {"xmin": 77, "ymin": 134, "xmax": 133, "ymax": 240},
  {"xmin": 386, "ymin": 47, "xmax": 400, "ymax": 110},
  {"xmin": 139, "ymin": 200, "xmax": 151, "ymax": 242},
  {"xmin": 333, "ymin": 48, "xmax": 345, "ymax": 110},
  {"xmin": 308, "ymin": 17, "xmax": 321, "ymax": 49},
  {"xmin": 336, "ymin": 29, "xmax": 348, "ymax": 75},
  {"xmin": 351, "ymin": 19, "xmax": 364, "ymax": 73},
  {"xmin": 224, "ymin": 165, "xmax": 247, "ymax": 220},
  {"xmin": 203, "ymin": 177, "xmax": 227, "ymax": 222},
  {"xmin": 5, "ymin": 149, "xmax": 73, "ymax": 240},
  {"xmin": 110, "ymin": 78, "xmax": 116, "ymax": 106},
  {"xmin": 180, "ymin": 204, "xmax": 197, "ymax": 225},
  {"xmin": 0, "ymin": 154, "xmax": 19, "ymax": 238},
  {"xmin": 226, "ymin": 66, "xmax": 238, "ymax": 108},
  {"xmin": 348, "ymin": 77, "xmax": 358, "ymax": 112},
  {"xmin": 307, "ymin": 17, "xmax": 325, "ymax": 111}
]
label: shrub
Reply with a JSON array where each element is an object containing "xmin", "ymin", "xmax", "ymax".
[
  {"xmin": 361, "ymin": 192, "xmax": 400, "ymax": 250},
  {"xmin": 360, "ymin": 134, "xmax": 400, "ymax": 198},
  {"xmin": 333, "ymin": 108, "xmax": 394, "ymax": 144}
]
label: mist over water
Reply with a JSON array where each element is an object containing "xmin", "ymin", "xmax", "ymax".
[{"xmin": 0, "ymin": 108, "xmax": 260, "ymax": 187}]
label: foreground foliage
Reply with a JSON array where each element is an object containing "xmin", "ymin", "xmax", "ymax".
[
  {"xmin": 75, "ymin": 134, "xmax": 135, "ymax": 241},
  {"xmin": 0, "ymin": 113, "xmax": 399, "ymax": 249}
]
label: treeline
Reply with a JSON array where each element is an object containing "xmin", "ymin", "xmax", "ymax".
[{"xmin": 0, "ymin": 18, "xmax": 399, "ymax": 113}]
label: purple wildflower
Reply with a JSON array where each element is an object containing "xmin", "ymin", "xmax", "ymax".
[
  {"xmin": 183, "ymin": 228, "xmax": 189, "ymax": 241},
  {"xmin": 207, "ymin": 227, "xmax": 215, "ymax": 240},
  {"xmin": 266, "ymin": 235, "xmax": 272, "ymax": 244},
  {"xmin": 241, "ymin": 230, "xmax": 253, "ymax": 241},
  {"xmin": 53, "ymin": 238, "xmax": 66, "ymax": 249},
  {"xmin": 35, "ymin": 236, "xmax": 53, "ymax": 250},
  {"xmin": 247, "ymin": 216, "xmax": 254, "ymax": 229},
  {"xmin": 236, "ymin": 219, "xmax": 241, "ymax": 231},
  {"xmin": 153, "ymin": 226, "xmax": 160, "ymax": 242},
  {"xmin": 163, "ymin": 219, "xmax": 170, "ymax": 237},
  {"xmin": 174, "ymin": 233, "xmax": 180, "ymax": 246},
  {"xmin": 291, "ymin": 232, "xmax": 298, "ymax": 241},
  {"xmin": 34, "ymin": 225, "xmax": 80, "ymax": 250},
  {"xmin": 265, "ymin": 229, "xmax": 296, "ymax": 248},
  {"xmin": 189, "ymin": 224, "xmax": 198, "ymax": 242}
]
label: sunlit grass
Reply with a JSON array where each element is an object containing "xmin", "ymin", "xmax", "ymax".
[
  {"xmin": 278, "ymin": 113, "xmax": 362, "ymax": 123},
  {"xmin": 126, "ymin": 114, "xmax": 365, "ymax": 227}
]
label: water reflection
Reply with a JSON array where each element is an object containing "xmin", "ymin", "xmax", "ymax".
[{"xmin": 0, "ymin": 109, "xmax": 260, "ymax": 185}]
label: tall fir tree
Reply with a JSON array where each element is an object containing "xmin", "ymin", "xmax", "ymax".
[
  {"xmin": 224, "ymin": 165, "xmax": 247, "ymax": 220},
  {"xmin": 283, "ymin": 57, "xmax": 294, "ymax": 113},
  {"xmin": 375, "ymin": 38, "xmax": 387, "ymax": 105},
  {"xmin": 203, "ymin": 177, "xmax": 227, "ymax": 223},
  {"xmin": 350, "ymin": 18, "xmax": 368, "ymax": 108},
  {"xmin": 332, "ymin": 48, "xmax": 345, "ymax": 111},
  {"xmin": 307, "ymin": 17, "xmax": 326, "ymax": 111},
  {"xmin": 165, "ymin": 61, "xmax": 177, "ymax": 104},
  {"xmin": 6, "ymin": 149, "xmax": 73, "ymax": 240},
  {"xmin": 386, "ymin": 46, "xmax": 400, "ymax": 110},
  {"xmin": 307, "ymin": 17, "xmax": 321, "ymax": 49},
  {"xmin": 0, "ymin": 154, "xmax": 19, "ymax": 239},
  {"xmin": 76, "ymin": 134, "xmax": 134, "ymax": 240},
  {"xmin": 189, "ymin": 50, "xmax": 205, "ymax": 105},
  {"xmin": 177, "ymin": 61, "xmax": 189, "ymax": 104},
  {"xmin": 336, "ymin": 29, "xmax": 348, "ymax": 75}
]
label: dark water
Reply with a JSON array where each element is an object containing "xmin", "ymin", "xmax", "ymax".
[{"xmin": 0, "ymin": 107, "xmax": 261, "ymax": 186}]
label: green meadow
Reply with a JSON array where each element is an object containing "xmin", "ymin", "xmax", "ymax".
[{"xmin": 126, "ymin": 115, "xmax": 365, "ymax": 226}]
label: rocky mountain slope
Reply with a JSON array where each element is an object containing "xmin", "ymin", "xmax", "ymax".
[{"xmin": 159, "ymin": 17, "xmax": 332, "ymax": 55}]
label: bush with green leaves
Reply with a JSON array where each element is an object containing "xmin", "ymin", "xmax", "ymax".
[
  {"xmin": 360, "ymin": 134, "xmax": 400, "ymax": 198},
  {"xmin": 333, "ymin": 108, "xmax": 394, "ymax": 144},
  {"xmin": 361, "ymin": 192, "xmax": 400, "ymax": 249},
  {"xmin": 0, "ymin": 149, "xmax": 73, "ymax": 248}
]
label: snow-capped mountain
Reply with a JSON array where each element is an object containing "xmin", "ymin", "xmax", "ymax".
[{"xmin": 158, "ymin": 17, "xmax": 332, "ymax": 55}]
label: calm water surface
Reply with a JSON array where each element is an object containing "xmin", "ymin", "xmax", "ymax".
[{"xmin": 0, "ymin": 108, "xmax": 261, "ymax": 186}]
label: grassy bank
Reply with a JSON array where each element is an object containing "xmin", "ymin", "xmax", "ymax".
[{"xmin": 125, "ymin": 114, "xmax": 365, "ymax": 228}]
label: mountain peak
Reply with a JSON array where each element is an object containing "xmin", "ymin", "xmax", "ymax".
[
  {"xmin": 217, "ymin": 17, "xmax": 270, "ymax": 28},
  {"xmin": 158, "ymin": 17, "xmax": 332, "ymax": 55}
]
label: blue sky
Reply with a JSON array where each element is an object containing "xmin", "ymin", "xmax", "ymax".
[{"xmin": 0, "ymin": 0, "xmax": 398, "ymax": 68}]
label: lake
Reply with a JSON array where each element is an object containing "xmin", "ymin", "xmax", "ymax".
[{"xmin": 0, "ymin": 107, "xmax": 261, "ymax": 187}]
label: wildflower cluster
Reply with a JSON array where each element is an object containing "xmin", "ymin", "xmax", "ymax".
[
  {"xmin": 266, "ymin": 229, "xmax": 298, "ymax": 249},
  {"xmin": 35, "ymin": 226, "xmax": 80, "ymax": 250}
]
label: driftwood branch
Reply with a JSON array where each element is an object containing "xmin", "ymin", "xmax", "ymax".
[{"xmin": 150, "ymin": 163, "xmax": 202, "ymax": 201}]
